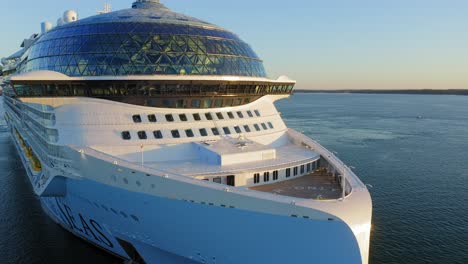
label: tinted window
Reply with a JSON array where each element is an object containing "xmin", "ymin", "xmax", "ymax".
[
  {"xmin": 205, "ymin": 113, "xmax": 213, "ymax": 120},
  {"xmin": 148, "ymin": 114, "xmax": 157, "ymax": 122},
  {"xmin": 227, "ymin": 112, "xmax": 235, "ymax": 119},
  {"xmin": 254, "ymin": 173, "xmax": 260, "ymax": 184},
  {"xmin": 286, "ymin": 168, "xmax": 291, "ymax": 177},
  {"xmin": 268, "ymin": 122, "xmax": 274, "ymax": 129},
  {"xmin": 254, "ymin": 110, "xmax": 261, "ymax": 117},
  {"xmin": 294, "ymin": 167, "xmax": 298, "ymax": 176},
  {"xmin": 237, "ymin": 111, "xmax": 244, "ymax": 118},
  {"xmin": 179, "ymin": 114, "xmax": 188, "ymax": 122},
  {"xmin": 202, "ymin": 99, "xmax": 212, "ymax": 108},
  {"xmin": 122, "ymin": 131, "xmax": 131, "ymax": 140},
  {"xmin": 175, "ymin": 99, "xmax": 187, "ymax": 108},
  {"xmin": 254, "ymin": 124, "xmax": 261, "ymax": 131},
  {"xmin": 193, "ymin": 113, "xmax": 201, "ymax": 121},
  {"xmin": 153, "ymin": 130, "xmax": 163, "ymax": 139},
  {"xmin": 243, "ymin": 125, "xmax": 251, "ymax": 133},
  {"xmin": 247, "ymin": 111, "xmax": 254, "ymax": 117},
  {"xmin": 132, "ymin": 115, "xmax": 142, "ymax": 123},
  {"xmin": 199, "ymin": 128, "xmax": 208, "ymax": 137},
  {"xmin": 261, "ymin": 123, "xmax": 268, "ymax": 130},
  {"xmin": 165, "ymin": 114, "xmax": 174, "ymax": 122},
  {"xmin": 223, "ymin": 127, "xmax": 231, "ymax": 135},
  {"xmin": 191, "ymin": 99, "xmax": 201, "ymax": 108},
  {"xmin": 138, "ymin": 131, "xmax": 147, "ymax": 140},
  {"xmin": 263, "ymin": 172, "xmax": 270, "ymax": 182},
  {"xmin": 273, "ymin": 170, "xmax": 279, "ymax": 180},
  {"xmin": 301, "ymin": 165, "xmax": 305, "ymax": 174},
  {"xmin": 185, "ymin": 129, "xmax": 194, "ymax": 137},
  {"xmin": 234, "ymin": 126, "xmax": 241, "ymax": 133},
  {"xmin": 214, "ymin": 99, "xmax": 223, "ymax": 107},
  {"xmin": 171, "ymin": 130, "xmax": 180, "ymax": 138},
  {"xmin": 211, "ymin": 128, "xmax": 220, "ymax": 136},
  {"xmin": 216, "ymin": 112, "xmax": 224, "ymax": 120}
]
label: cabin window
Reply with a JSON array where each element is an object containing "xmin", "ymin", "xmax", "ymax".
[
  {"xmin": 153, "ymin": 130, "xmax": 163, "ymax": 139},
  {"xmin": 268, "ymin": 122, "xmax": 274, "ymax": 129},
  {"xmin": 273, "ymin": 170, "xmax": 279, "ymax": 180},
  {"xmin": 244, "ymin": 125, "xmax": 251, "ymax": 133},
  {"xmin": 254, "ymin": 110, "xmax": 261, "ymax": 117},
  {"xmin": 247, "ymin": 110, "xmax": 254, "ymax": 118},
  {"xmin": 223, "ymin": 127, "xmax": 231, "ymax": 135},
  {"xmin": 214, "ymin": 99, "xmax": 223, "ymax": 108},
  {"xmin": 227, "ymin": 112, "xmax": 235, "ymax": 119},
  {"xmin": 191, "ymin": 99, "xmax": 201, "ymax": 108},
  {"xmin": 137, "ymin": 131, "xmax": 147, "ymax": 140},
  {"xmin": 261, "ymin": 123, "xmax": 268, "ymax": 130},
  {"xmin": 122, "ymin": 131, "xmax": 131, "ymax": 140},
  {"xmin": 132, "ymin": 115, "xmax": 142, "ymax": 123},
  {"xmin": 216, "ymin": 112, "xmax": 224, "ymax": 120},
  {"xmin": 237, "ymin": 111, "xmax": 244, "ymax": 118},
  {"xmin": 263, "ymin": 172, "xmax": 270, "ymax": 182},
  {"xmin": 179, "ymin": 114, "xmax": 188, "ymax": 122},
  {"xmin": 254, "ymin": 173, "xmax": 260, "ymax": 184},
  {"xmin": 171, "ymin": 130, "xmax": 181, "ymax": 138},
  {"xmin": 205, "ymin": 113, "xmax": 213, "ymax": 120},
  {"xmin": 300, "ymin": 165, "xmax": 305, "ymax": 174},
  {"xmin": 193, "ymin": 113, "xmax": 201, "ymax": 121},
  {"xmin": 199, "ymin": 128, "xmax": 208, "ymax": 137},
  {"xmin": 254, "ymin": 124, "xmax": 261, "ymax": 131},
  {"xmin": 185, "ymin": 129, "xmax": 194, "ymax": 138},
  {"xmin": 148, "ymin": 114, "xmax": 157, "ymax": 123},
  {"xmin": 213, "ymin": 177, "xmax": 222, "ymax": 184},
  {"xmin": 162, "ymin": 100, "xmax": 173, "ymax": 108},
  {"xmin": 211, "ymin": 128, "xmax": 220, "ymax": 136},
  {"xmin": 165, "ymin": 114, "xmax": 174, "ymax": 122},
  {"xmin": 234, "ymin": 126, "xmax": 241, "ymax": 133},
  {"xmin": 175, "ymin": 99, "xmax": 187, "ymax": 108},
  {"xmin": 202, "ymin": 99, "xmax": 212, "ymax": 108},
  {"xmin": 307, "ymin": 163, "xmax": 311, "ymax": 172},
  {"xmin": 294, "ymin": 167, "xmax": 298, "ymax": 176},
  {"xmin": 286, "ymin": 168, "xmax": 291, "ymax": 178}
]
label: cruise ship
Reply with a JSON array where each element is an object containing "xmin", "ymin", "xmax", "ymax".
[{"xmin": 1, "ymin": 1, "xmax": 372, "ymax": 263}]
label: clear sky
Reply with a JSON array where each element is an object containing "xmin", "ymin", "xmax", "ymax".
[{"xmin": 1, "ymin": 0, "xmax": 467, "ymax": 89}]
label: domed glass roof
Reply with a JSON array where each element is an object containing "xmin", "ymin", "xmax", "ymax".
[{"xmin": 22, "ymin": 1, "xmax": 266, "ymax": 77}]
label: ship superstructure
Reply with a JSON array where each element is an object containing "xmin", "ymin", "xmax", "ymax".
[{"xmin": 1, "ymin": 1, "xmax": 372, "ymax": 263}]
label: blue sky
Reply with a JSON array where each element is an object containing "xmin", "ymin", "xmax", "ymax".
[{"xmin": 1, "ymin": 0, "xmax": 467, "ymax": 89}]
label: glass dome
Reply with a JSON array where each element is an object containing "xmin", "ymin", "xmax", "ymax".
[{"xmin": 22, "ymin": 1, "xmax": 267, "ymax": 77}]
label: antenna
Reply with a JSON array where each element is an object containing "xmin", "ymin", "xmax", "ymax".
[{"xmin": 97, "ymin": 3, "xmax": 112, "ymax": 14}]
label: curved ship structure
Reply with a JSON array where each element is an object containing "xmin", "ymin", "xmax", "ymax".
[{"xmin": 1, "ymin": 1, "xmax": 372, "ymax": 263}]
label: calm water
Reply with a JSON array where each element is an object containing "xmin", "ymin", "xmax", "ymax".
[{"xmin": 1, "ymin": 94, "xmax": 467, "ymax": 263}]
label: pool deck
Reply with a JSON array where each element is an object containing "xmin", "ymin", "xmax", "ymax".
[{"xmin": 249, "ymin": 171, "xmax": 342, "ymax": 200}]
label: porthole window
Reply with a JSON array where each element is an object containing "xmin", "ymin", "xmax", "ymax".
[
  {"xmin": 223, "ymin": 127, "xmax": 231, "ymax": 135},
  {"xmin": 165, "ymin": 114, "xmax": 174, "ymax": 122},
  {"xmin": 237, "ymin": 111, "xmax": 244, "ymax": 118},
  {"xmin": 227, "ymin": 112, "xmax": 235, "ymax": 119},
  {"xmin": 185, "ymin": 129, "xmax": 194, "ymax": 138},
  {"xmin": 286, "ymin": 168, "xmax": 291, "ymax": 178},
  {"xmin": 148, "ymin": 114, "xmax": 157, "ymax": 122},
  {"xmin": 261, "ymin": 123, "xmax": 268, "ymax": 130},
  {"xmin": 244, "ymin": 125, "xmax": 251, "ymax": 133},
  {"xmin": 264, "ymin": 172, "xmax": 270, "ymax": 182},
  {"xmin": 153, "ymin": 130, "xmax": 163, "ymax": 139},
  {"xmin": 254, "ymin": 110, "xmax": 261, "ymax": 117},
  {"xmin": 132, "ymin": 115, "xmax": 142, "ymax": 123},
  {"xmin": 211, "ymin": 128, "xmax": 220, "ymax": 136},
  {"xmin": 179, "ymin": 114, "xmax": 188, "ymax": 122},
  {"xmin": 205, "ymin": 113, "xmax": 213, "ymax": 120},
  {"xmin": 171, "ymin": 130, "xmax": 181, "ymax": 138},
  {"xmin": 199, "ymin": 128, "xmax": 208, "ymax": 137},
  {"xmin": 234, "ymin": 126, "xmax": 241, "ymax": 133},
  {"xmin": 247, "ymin": 111, "xmax": 254, "ymax": 118},
  {"xmin": 138, "ymin": 131, "xmax": 147, "ymax": 140},
  {"xmin": 268, "ymin": 122, "xmax": 274, "ymax": 129},
  {"xmin": 254, "ymin": 124, "xmax": 261, "ymax": 131},
  {"xmin": 122, "ymin": 131, "xmax": 131, "ymax": 140},
  {"xmin": 193, "ymin": 113, "xmax": 201, "ymax": 121},
  {"xmin": 216, "ymin": 112, "xmax": 224, "ymax": 120}
]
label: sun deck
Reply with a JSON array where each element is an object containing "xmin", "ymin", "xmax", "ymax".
[{"xmin": 249, "ymin": 170, "xmax": 342, "ymax": 200}]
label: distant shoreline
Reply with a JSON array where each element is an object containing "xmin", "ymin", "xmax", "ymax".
[{"xmin": 294, "ymin": 89, "xmax": 468, "ymax": 96}]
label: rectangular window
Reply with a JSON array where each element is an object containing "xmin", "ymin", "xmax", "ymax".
[
  {"xmin": 223, "ymin": 127, "xmax": 231, "ymax": 135},
  {"xmin": 214, "ymin": 99, "xmax": 223, "ymax": 108},
  {"xmin": 132, "ymin": 115, "xmax": 142, "ymax": 123},
  {"xmin": 254, "ymin": 110, "xmax": 261, "ymax": 117},
  {"xmin": 179, "ymin": 114, "xmax": 188, "ymax": 122},
  {"xmin": 175, "ymin": 99, "xmax": 187, "ymax": 108},
  {"xmin": 205, "ymin": 113, "xmax": 213, "ymax": 120},
  {"xmin": 307, "ymin": 163, "xmax": 311, "ymax": 172},
  {"xmin": 227, "ymin": 112, "xmax": 235, "ymax": 119},
  {"xmin": 286, "ymin": 168, "xmax": 291, "ymax": 178},
  {"xmin": 225, "ymin": 99, "xmax": 233, "ymax": 106},
  {"xmin": 237, "ymin": 111, "xmax": 244, "ymax": 118},
  {"xmin": 191, "ymin": 99, "xmax": 201, "ymax": 108},
  {"xmin": 294, "ymin": 167, "xmax": 298, "ymax": 176},
  {"xmin": 137, "ymin": 131, "xmax": 147, "ymax": 140},
  {"xmin": 162, "ymin": 100, "xmax": 173, "ymax": 108},
  {"xmin": 247, "ymin": 110, "xmax": 254, "ymax": 117},
  {"xmin": 234, "ymin": 126, "xmax": 241, "ymax": 133},
  {"xmin": 300, "ymin": 165, "xmax": 305, "ymax": 174},
  {"xmin": 202, "ymin": 99, "xmax": 212, "ymax": 108},
  {"xmin": 171, "ymin": 130, "xmax": 181, "ymax": 138},
  {"xmin": 254, "ymin": 124, "xmax": 261, "ymax": 131},
  {"xmin": 148, "ymin": 114, "xmax": 157, "ymax": 123},
  {"xmin": 268, "ymin": 122, "xmax": 274, "ymax": 129},
  {"xmin": 153, "ymin": 130, "xmax": 163, "ymax": 139},
  {"xmin": 211, "ymin": 128, "xmax": 220, "ymax": 136},
  {"xmin": 213, "ymin": 177, "xmax": 222, "ymax": 184},
  {"xmin": 165, "ymin": 114, "xmax": 174, "ymax": 122},
  {"xmin": 263, "ymin": 172, "xmax": 270, "ymax": 182},
  {"xmin": 199, "ymin": 128, "xmax": 208, "ymax": 137},
  {"xmin": 244, "ymin": 125, "xmax": 251, "ymax": 133},
  {"xmin": 216, "ymin": 112, "xmax": 224, "ymax": 120},
  {"xmin": 185, "ymin": 129, "xmax": 194, "ymax": 137},
  {"xmin": 261, "ymin": 123, "xmax": 268, "ymax": 130},
  {"xmin": 254, "ymin": 173, "xmax": 260, "ymax": 184},
  {"xmin": 122, "ymin": 131, "xmax": 131, "ymax": 140},
  {"xmin": 273, "ymin": 170, "xmax": 279, "ymax": 180},
  {"xmin": 193, "ymin": 113, "xmax": 201, "ymax": 121}
]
